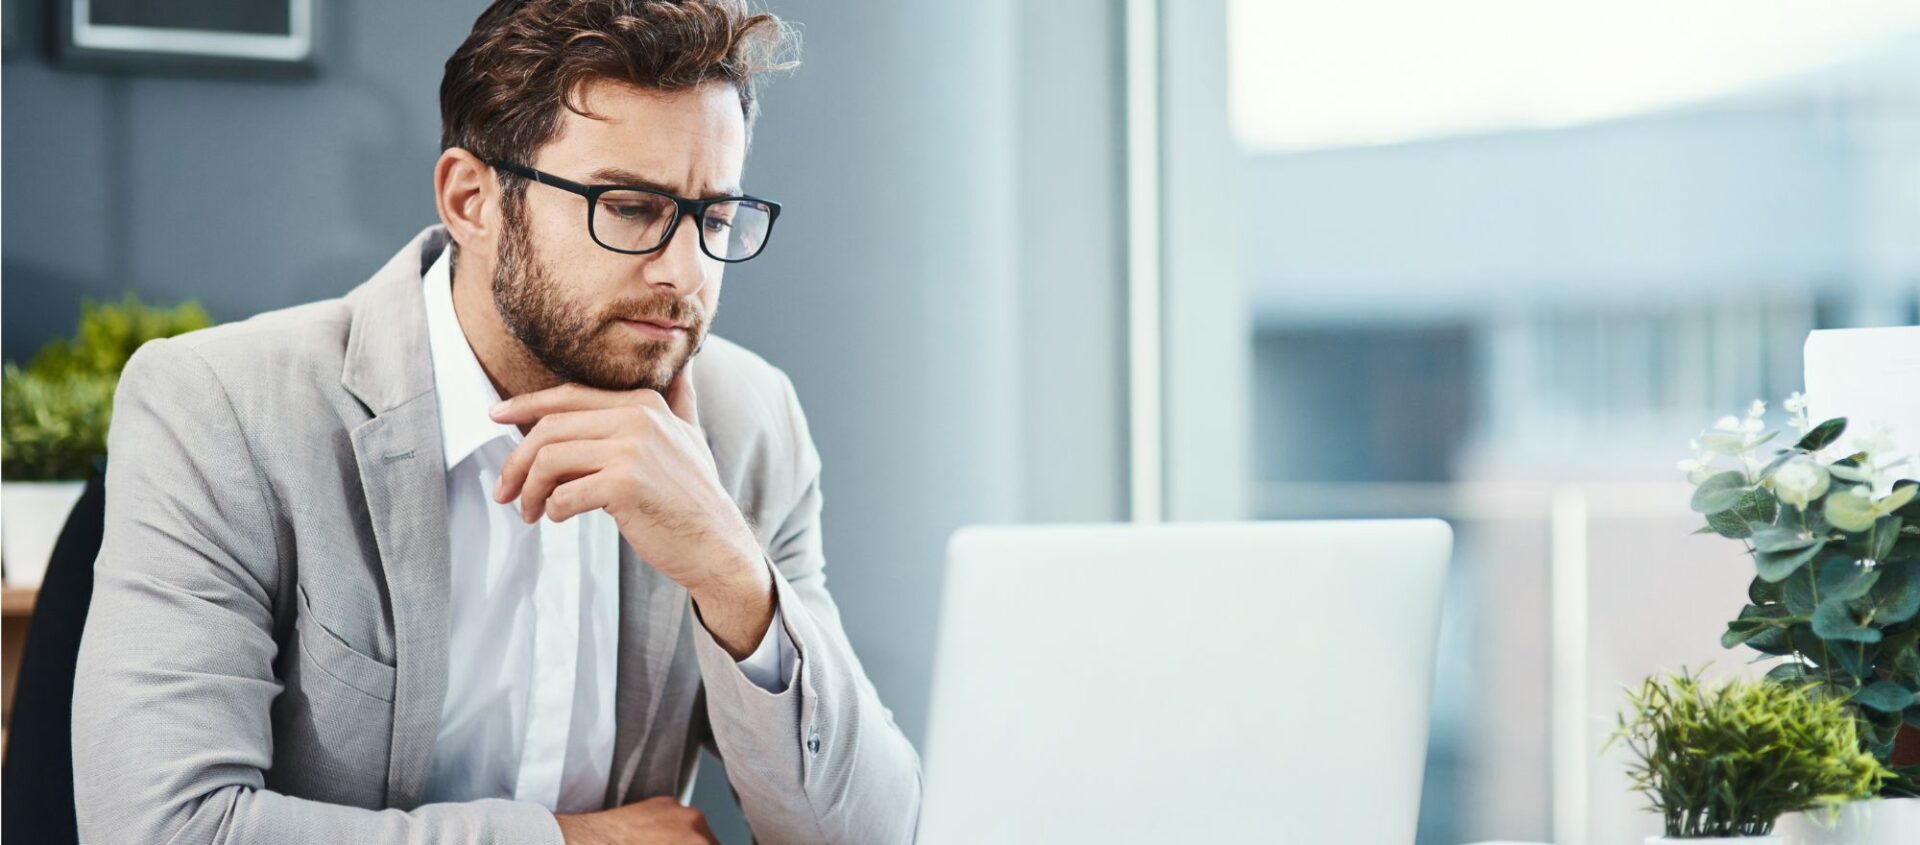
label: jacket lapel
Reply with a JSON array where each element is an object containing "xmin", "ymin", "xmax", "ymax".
[{"xmin": 342, "ymin": 226, "xmax": 455, "ymax": 809}]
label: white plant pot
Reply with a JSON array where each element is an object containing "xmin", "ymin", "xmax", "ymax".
[
  {"xmin": 1776, "ymin": 797, "xmax": 1920, "ymax": 845},
  {"xmin": 1645, "ymin": 837, "xmax": 1781, "ymax": 844},
  {"xmin": 1, "ymin": 480, "xmax": 86, "ymax": 588}
]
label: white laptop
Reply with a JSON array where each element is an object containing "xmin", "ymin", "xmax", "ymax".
[{"xmin": 915, "ymin": 520, "xmax": 1453, "ymax": 845}]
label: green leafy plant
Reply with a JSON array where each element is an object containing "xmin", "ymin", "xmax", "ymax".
[
  {"xmin": 1681, "ymin": 396, "xmax": 1920, "ymax": 792},
  {"xmin": 1, "ymin": 294, "xmax": 211, "ymax": 481},
  {"xmin": 1609, "ymin": 670, "xmax": 1890, "ymax": 838}
]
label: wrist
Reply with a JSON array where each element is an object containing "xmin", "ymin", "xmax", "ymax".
[
  {"xmin": 688, "ymin": 549, "xmax": 775, "ymax": 658},
  {"xmin": 686, "ymin": 538, "xmax": 768, "ymax": 608},
  {"xmin": 553, "ymin": 812, "xmax": 606, "ymax": 845}
]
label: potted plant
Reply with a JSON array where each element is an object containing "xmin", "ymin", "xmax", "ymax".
[
  {"xmin": 1609, "ymin": 670, "xmax": 1890, "ymax": 843},
  {"xmin": 1, "ymin": 295, "xmax": 210, "ymax": 587},
  {"xmin": 1681, "ymin": 396, "xmax": 1920, "ymax": 842}
]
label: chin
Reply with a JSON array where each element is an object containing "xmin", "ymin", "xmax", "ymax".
[
  {"xmin": 602, "ymin": 358, "xmax": 673, "ymax": 393},
  {"xmin": 630, "ymin": 354, "xmax": 687, "ymax": 393}
]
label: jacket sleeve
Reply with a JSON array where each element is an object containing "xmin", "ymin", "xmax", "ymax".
[
  {"xmin": 687, "ymin": 368, "xmax": 923, "ymax": 845},
  {"xmin": 72, "ymin": 339, "xmax": 563, "ymax": 845}
]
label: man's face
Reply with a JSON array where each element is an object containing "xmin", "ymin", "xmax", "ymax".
[{"xmin": 493, "ymin": 79, "xmax": 748, "ymax": 392}]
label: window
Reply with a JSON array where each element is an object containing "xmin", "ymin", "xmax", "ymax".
[{"xmin": 1157, "ymin": 3, "xmax": 1920, "ymax": 841}]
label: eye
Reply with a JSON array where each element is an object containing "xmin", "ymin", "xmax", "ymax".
[
  {"xmin": 702, "ymin": 207, "xmax": 737, "ymax": 233},
  {"xmin": 601, "ymin": 201, "xmax": 660, "ymax": 223}
]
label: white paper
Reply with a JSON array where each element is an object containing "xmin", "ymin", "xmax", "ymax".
[{"xmin": 1803, "ymin": 327, "xmax": 1920, "ymax": 489}]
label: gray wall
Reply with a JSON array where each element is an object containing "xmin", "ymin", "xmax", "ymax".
[
  {"xmin": 3, "ymin": 0, "xmax": 465, "ymax": 359},
  {"xmin": 4, "ymin": 1, "xmax": 1128, "ymax": 841}
]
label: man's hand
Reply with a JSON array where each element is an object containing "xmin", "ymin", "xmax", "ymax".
[
  {"xmin": 554, "ymin": 797, "xmax": 719, "ymax": 845},
  {"xmin": 491, "ymin": 365, "xmax": 775, "ymax": 657}
]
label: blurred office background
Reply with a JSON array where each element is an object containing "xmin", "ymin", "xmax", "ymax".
[
  {"xmin": 1205, "ymin": 2, "xmax": 1920, "ymax": 843},
  {"xmin": 5, "ymin": 0, "xmax": 1920, "ymax": 843}
]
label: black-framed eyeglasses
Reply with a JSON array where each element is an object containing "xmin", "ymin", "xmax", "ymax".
[{"xmin": 488, "ymin": 160, "xmax": 781, "ymax": 263}]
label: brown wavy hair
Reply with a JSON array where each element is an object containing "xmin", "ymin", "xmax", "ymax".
[{"xmin": 440, "ymin": 0, "xmax": 798, "ymax": 176}]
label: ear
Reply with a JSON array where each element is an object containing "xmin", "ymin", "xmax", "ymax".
[{"xmin": 433, "ymin": 147, "xmax": 499, "ymax": 256}]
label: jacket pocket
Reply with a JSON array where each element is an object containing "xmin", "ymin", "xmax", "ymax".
[{"xmin": 294, "ymin": 582, "xmax": 396, "ymax": 703}]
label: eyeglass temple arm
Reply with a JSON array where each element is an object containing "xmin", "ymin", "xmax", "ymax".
[{"xmin": 486, "ymin": 160, "xmax": 593, "ymax": 196}]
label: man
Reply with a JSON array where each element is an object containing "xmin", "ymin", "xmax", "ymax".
[{"xmin": 70, "ymin": 2, "xmax": 921, "ymax": 843}]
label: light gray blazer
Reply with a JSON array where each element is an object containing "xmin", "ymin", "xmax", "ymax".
[{"xmin": 71, "ymin": 226, "xmax": 921, "ymax": 845}]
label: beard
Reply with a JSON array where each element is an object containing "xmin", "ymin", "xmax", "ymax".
[{"xmin": 490, "ymin": 202, "xmax": 708, "ymax": 393}]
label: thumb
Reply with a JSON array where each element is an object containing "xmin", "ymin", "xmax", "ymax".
[{"xmin": 665, "ymin": 360, "xmax": 700, "ymax": 428}]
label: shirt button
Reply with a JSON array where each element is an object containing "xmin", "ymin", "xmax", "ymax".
[{"xmin": 806, "ymin": 733, "xmax": 821, "ymax": 754}]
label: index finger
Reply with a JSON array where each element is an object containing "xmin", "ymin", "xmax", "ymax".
[
  {"xmin": 665, "ymin": 362, "xmax": 699, "ymax": 428},
  {"xmin": 491, "ymin": 382, "xmax": 634, "ymax": 424}
]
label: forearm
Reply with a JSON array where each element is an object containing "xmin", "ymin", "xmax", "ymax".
[
  {"xmin": 75, "ymin": 785, "xmax": 564, "ymax": 845},
  {"xmin": 691, "ymin": 567, "xmax": 922, "ymax": 845},
  {"xmin": 689, "ymin": 368, "xmax": 922, "ymax": 843}
]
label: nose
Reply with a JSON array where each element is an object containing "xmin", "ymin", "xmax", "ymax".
[{"xmin": 643, "ymin": 210, "xmax": 712, "ymax": 297}]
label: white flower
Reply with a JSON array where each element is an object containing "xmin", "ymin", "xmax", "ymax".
[
  {"xmin": 1824, "ymin": 422, "xmax": 1912, "ymax": 493},
  {"xmin": 1854, "ymin": 423, "xmax": 1897, "ymax": 462},
  {"xmin": 1747, "ymin": 399, "xmax": 1767, "ymax": 419},
  {"xmin": 1772, "ymin": 457, "xmax": 1831, "ymax": 510},
  {"xmin": 1698, "ymin": 413, "xmax": 1770, "ymax": 455},
  {"xmin": 1676, "ymin": 458, "xmax": 1716, "ymax": 485},
  {"xmin": 1699, "ymin": 419, "xmax": 1750, "ymax": 454},
  {"xmin": 1782, "ymin": 391, "xmax": 1812, "ymax": 435}
]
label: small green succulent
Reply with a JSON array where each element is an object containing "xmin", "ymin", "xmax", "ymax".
[{"xmin": 1609, "ymin": 670, "xmax": 1890, "ymax": 839}]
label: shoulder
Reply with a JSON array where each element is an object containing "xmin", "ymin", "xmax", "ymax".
[
  {"xmin": 129, "ymin": 296, "xmax": 353, "ymax": 390},
  {"xmin": 118, "ymin": 295, "xmax": 363, "ymax": 438}
]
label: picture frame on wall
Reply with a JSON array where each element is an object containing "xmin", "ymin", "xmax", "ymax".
[{"xmin": 54, "ymin": 0, "xmax": 316, "ymax": 75}]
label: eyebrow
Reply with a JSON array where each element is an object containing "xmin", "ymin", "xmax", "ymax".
[{"xmin": 583, "ymin": 166, "xmax": 741, "ymax": 199}]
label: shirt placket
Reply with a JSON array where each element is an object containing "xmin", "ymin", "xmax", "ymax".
[{"xmin": 513, "ymin": 512, "xmax": 584, "ymax": 809}]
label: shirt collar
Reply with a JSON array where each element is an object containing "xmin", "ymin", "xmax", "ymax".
[{"xmin": 422, "ymin": 247, "xmax": 522, "ymax": 469}]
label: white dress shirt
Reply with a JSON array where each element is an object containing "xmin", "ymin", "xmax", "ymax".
[{"xmin": 418, "ymin": 249, "xmax": 795, "ymax": 813}]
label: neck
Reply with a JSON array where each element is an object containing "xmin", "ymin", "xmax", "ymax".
[{"xmin": 447, "ymin": 249, "xmax": 561, "ymax": 403}]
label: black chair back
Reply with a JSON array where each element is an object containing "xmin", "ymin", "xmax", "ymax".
[{"xmin": 2, "ymin": 461, "xmax": 107, "ymax": 845}]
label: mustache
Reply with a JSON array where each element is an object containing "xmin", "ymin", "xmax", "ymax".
[{"xmin": 607, "ymin": 295, "xmax": 705, "ymax": 331}]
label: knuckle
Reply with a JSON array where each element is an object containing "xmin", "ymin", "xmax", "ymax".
[{"xmin": 619, "ymin": 437, "xmax": 645, "ymax": 462}]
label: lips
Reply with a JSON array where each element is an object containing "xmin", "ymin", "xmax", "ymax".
[{"xmin": 619, "ymin": 317, "xmax": 690, "ymax": 341}]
